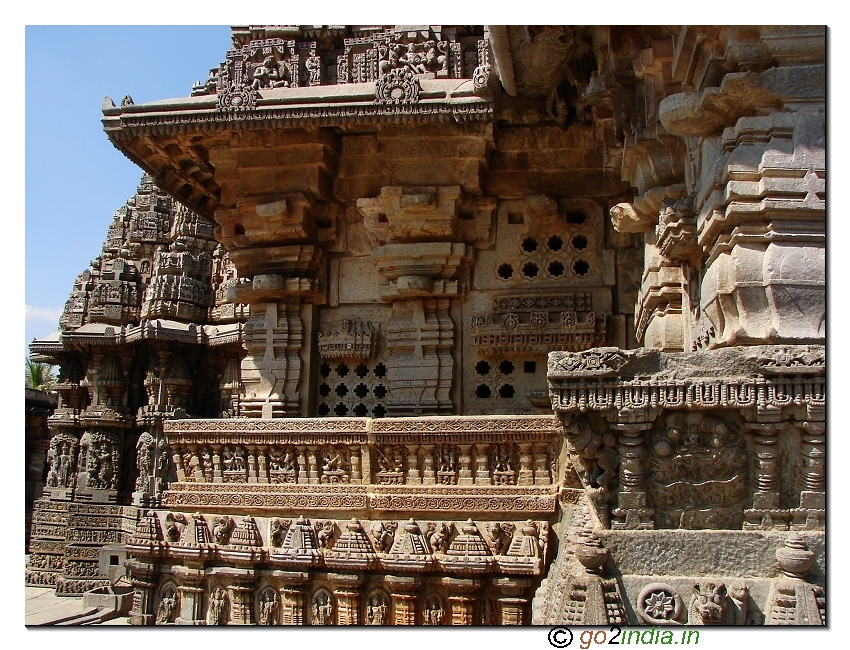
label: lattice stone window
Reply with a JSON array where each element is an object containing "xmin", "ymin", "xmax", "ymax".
[
  {"xmin": 473, "ymin": 358, "xmax": 537, "ymax": 401},
  {"xmin": 495, "ymin": 209, "xmax": 595, "ymax": 283},
  {"xmin": 317, "ymin": 360, "xmax": 388, "ymax": 418}
]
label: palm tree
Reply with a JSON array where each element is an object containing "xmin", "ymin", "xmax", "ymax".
[{"xmin": 25, "ymin": 358, "xmax": 56, "ymax": 391}]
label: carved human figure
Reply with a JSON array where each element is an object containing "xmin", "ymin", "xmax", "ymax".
[
  {"xmin": 312, "ymin": 591, "xmax": 333, "ymax": 625},
  {"xmin": 201, "ymin": 448, "xmax": 213, "ymax": 481},
  {"xmin": 423, "ymin": 595, "xmax": 445, "ymax": 625},
  {"xmin": 252, "ymin": 56, "xmax": 278, "ymax": 90},
  {"xmin": 86, "ymin": 438, "xmax": 116, "ymax": 489},
  {"xmin": 493, "ymin": 444, "xmax": 512, "ymax": 472},
  {"xmin": 268, "ymin": 447, "xmax": 283, "ymax": 471},
  {"xmin": 323, "ymin": 449, "xmax": 341, "ymax": 472},
  {"xmin": 207, "ymin": 587, "xmax": 228, "ymax": 625},
  {"xmin": 305, "ymin": 47, "xmax": 322, "ymax": 86},
  {"xmin": 59, "ymin": 442, "xmax": 74, "ymax": 487},
  {"xmin": 181, "ymin": 449, "xmax": 198, "ymax": 481},
  {"xmin": 258, "ymin": 589, "xmax": 278, "ymax": 625},
  {"xmin": 232, "ymin": 446, "xmax": 246, "ymax": 472},
  {"xmin": 48, "ymin": 439, "xmax": 74, "ymax": 488},
  {"xmin": 222, "ymin": 446, "xmax": 235, "ymax": 472},
  {"xmin": 367, "ymin": 593, "xmax": 388, "ymax": 625},
  {"xmin": 439, "ymin": 445, "xmax": 457, "ymax": 473},
  {"xmin": 135, "ymin": 432, "xmax": 154, "ymax": 492},
  {"xmin": 423, "ymin": 40, "xmax": 447, "ymax": 74},
  {"xmin": 377, "ymin": 43, "xmax": 393, "ymax": 76},
  {"xmin": 156, "ymin": 588, "xmax": 177, "ymax": 624}
]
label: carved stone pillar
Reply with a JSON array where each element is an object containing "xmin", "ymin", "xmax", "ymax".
[
  {"xmin": 421, "ymin": 444, "xmax": 436, "ymax": 485},
  {"xmin": 257, "ymin": 447, "xmax": 269, "ymax": 484},
  {"xmin": 793, "ymin": 421, "xmax": 825, "ymax": 530},
  {"xmin": 236, "ymin": 298, "xmax": 313, "ymax": 419},
  {"xmin": 247, "ymin": 445, "xmax": 258, "ymax": 483},
  {"xmin": 474, "ymin": 443, "xmax": 490, "ymax": 484},
  {"xmin": 744, "ymin": 423, "xmax": 788, "ymax": 530},
  {"xmin": 174, "ymin": 568, "xmax": 206, "ymax": 625},
  {"xmin": 383, "ymin": 297, "xmax": 456, "ymax": 416},
  {"xmin": 276, "ymin": 571, "xmax": 310, "ymax": 625},
  {"xmin": 533, "ymin": 442, "xmax": 550, "ymax": 485},
  {"xmin": 173, "ymin": 446, "xmax": 186, "ymax": 482},
  {"xmin": 518, "ymin": 443, "xmax": 534, "ymax": 485},
  {"xmin": 296, "ymin": 445, "xmax": 308, "ymax": 484},
  {"xmin": 307, "ymin": 445, "xmax": 319, "ymax": 484},
  {"xmin": 495, "ymin": 578, "xmax": 531, "ymax": 625},
  {"xmin": 448, "ymin": 595, "xmax": 475, "ymax": 625},
  {"xmin": 126, "ymin": 559, "xmax": 157, "ymax": 626},
  {"xmin": 211, "ymin": 445, "xmax": 223, "ymax": 483},
  {"xmin": 330, "ymin": 573, "xmax": 363, "ymax": 626},
  {"xmin": 443, "ymin": 577, "xmax": 480, "ymax": 626},
  {"xmin": 405, "ymin": 444, "xmax": 421, "ymax": 484},
  {"xmin": 357, "ymin": 186, "xmax": 486, "ymax": 416},
  {"xmin": 387, "ymin": 575, "xmax": 420, "ymax": 625},
  {"xmin": 611, "ymin": 422, "xmax": 654, "ymax": 530},
  {"xmin": 350, "ymin": 445, "xmax": 362, "ymax": 483},
  {"xmin": 227, "ymin": 577, "xmax": 255, "ymax": 624},
  {"xmin": 457, "ymin": 444, "xmax": 473, "ymax": 485}
]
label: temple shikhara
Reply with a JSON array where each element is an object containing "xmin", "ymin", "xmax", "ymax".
[{"xmin": 27, "ymin": 25, "xmax": 825, "ymax": 626}]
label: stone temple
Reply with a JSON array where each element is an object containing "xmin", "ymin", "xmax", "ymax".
[{"xmin": 27, "ymin": 25, "xmax": 825, "ymax": 626}]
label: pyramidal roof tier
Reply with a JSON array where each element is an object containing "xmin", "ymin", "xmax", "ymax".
[{"xmin": 102, "ymin": 26, "xmax": 500, "ymax": 217}]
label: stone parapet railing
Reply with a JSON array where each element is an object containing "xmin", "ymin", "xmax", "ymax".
[{"xmin": 164, "ymin": 415, "xmax": 560, "ymax": 496}]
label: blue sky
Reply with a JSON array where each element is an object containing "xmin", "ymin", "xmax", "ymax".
[{"xmin": 24, "ymin": 26, "xmax": 232, "ymax": 356}]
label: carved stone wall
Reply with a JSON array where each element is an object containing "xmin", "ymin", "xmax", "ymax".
[{"xmin": 30, "ymin": 25, "xmax": 824, "ymax": 625}]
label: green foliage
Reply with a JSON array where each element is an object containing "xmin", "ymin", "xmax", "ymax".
[{"xmin": 25, "ymin": 358, "xmax": 56, "ymax": 391}]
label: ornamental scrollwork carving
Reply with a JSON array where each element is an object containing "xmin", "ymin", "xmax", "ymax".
[
  {"xmin": 375, "ymin": 69, "xmax": 421, "ymax": 104},
  {"xmin": 637, "ymin": 583, "xmax": 683, "ymax": 625}
]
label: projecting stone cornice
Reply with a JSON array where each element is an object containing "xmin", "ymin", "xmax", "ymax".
[{"xmin": 102, "ymin": 79, "xmax": 493, "ymax": 136}]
